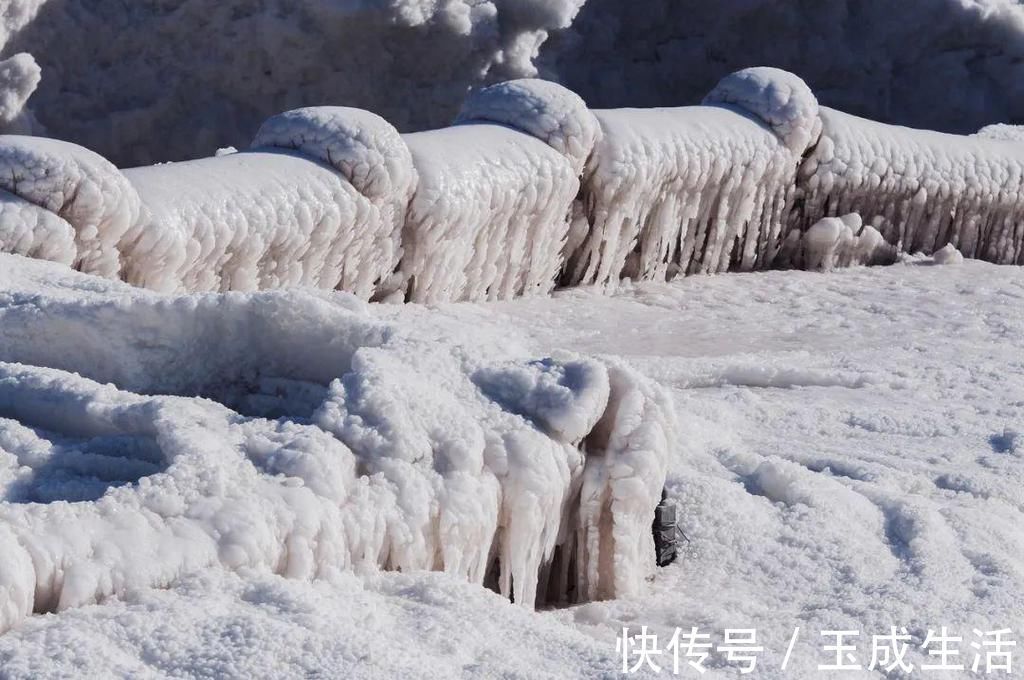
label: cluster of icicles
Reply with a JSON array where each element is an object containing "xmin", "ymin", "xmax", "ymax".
[{"xmin": 3, "ymin": 66, "xmax": 1021, "ymax": 303}]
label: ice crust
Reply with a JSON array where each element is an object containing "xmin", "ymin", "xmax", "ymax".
[
  {"xmin": 0, "ymin": 254, "xmax": 673, "ymax": 631},
  {"xmin": 4, "ymin": 67, "xmax": 1024, "ymax": 300},
  {"xmin": 793, "ymin": 107, "xmax": 1024, "ymax": 264}
]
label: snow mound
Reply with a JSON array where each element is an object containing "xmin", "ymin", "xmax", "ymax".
[
  {"xmin": 974, "ymin": 123, "xmax": 1024, "ymax": 142},
  {"xmin": 0, "ymin": 53, "xmax": 39, "ymax": 135},
  {"xmin": 565, "ymin": 98, "xmax": 803, "ymax": 287},
  {"xmin": 455, "ymin": 78, "xmax": 601, "ymax": 174},
  {"xmin": 0, "ymin": 254, "xmax": 674, "ymax": 632},
  {"xmin": 793, "ymin": 107, "xmax": 1024, "ymax": 264},
  {"xmin": 703, "ymin": 67, "xmax": 821, "ymax": 155},
  {"xmin": 0, "ymin": 135, "xmax": 139, "ymax": 277},
  {"xmin": 251, "ymin": 107, "xmax": 416, "ymax": 204},
  {"xmin": 786, "ymin": 213, "xmax": 897, "ymax": 271},
  {"xmin": 933, "ymin": 242, "xmax": 964, "ymax": 265},
  {"xmin": 399, "ymin": 124, "xmax": 581, "ymax": 303}
]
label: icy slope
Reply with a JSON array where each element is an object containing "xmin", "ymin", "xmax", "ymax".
[{"xmin": 0, "ymin": 253, "xmax": 674, "ymax": 633}]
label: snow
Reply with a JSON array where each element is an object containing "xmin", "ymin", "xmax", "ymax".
[
  {"xmin": 120, "ymin": 105, "xmax": 416, "ymax": 296},
  {"xmin": 0, "ymin": 53, "xmax": 39, "ymax": 135},
  {"xmin": 565, "ymin": 101, "xmax": 803, "ymax": 287},
  {"xmin": 0, "ymin": 134, "xmax": 140, "ymax": 278},
  {"xmin": 932, "ymin": 242, "xmax": 964, "ymax": 265},
  {"xmin": 975, "ymin": 123, "xmax": 1024, "ymax": 142},
  {"xmin": 0, "ymin": 255, "xmax": 1022, "ymax": 676},
  {"xmin": 455, "ymin": 78, "xmax": 601, "ymax": 175},
  {"xmin": 0, "ymin": 253, "xmax": 673, "ymax": 638},
  {"xmin": 794, "ymin": 106, "xmax": 1024, "ymax": 264},
  {"xmin": 401, "ymin": 80, "xmax": 596, "ymax": 303},
  {"xmin": 778, "ymin": 213, "xmax": 897, "ymax": 271},
  {"xmin": 702, "ymin": 67, "xmax": 821, "ymax": 156}
]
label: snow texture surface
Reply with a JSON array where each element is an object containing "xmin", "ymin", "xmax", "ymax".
[
  {"xmin": 1, "ymin": 255, "xmax": 1023, "ymax": 677},
  {"xmin": 0, "ymin": 254, "xmax": 673, "ymax": 636},
  {"xmin": 792, "ymin": 107, "xmax": 1024, "ymax": 264}
]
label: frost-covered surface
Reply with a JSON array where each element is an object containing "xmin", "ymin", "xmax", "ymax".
[
  {"xmin": 776, "ymin": 213, "xmax": 897, "ymax": 271},
  {"xmin": 122, "ymin": 151, "xmax": 401, "ymax": 295},
  {"xmin": 0, "ymin": 253, "xmax": 673, "ymax": 636},
  {"xmin": 566, "ymin": 103, "xmax": 803, "ymax": 287},
  {"xmin": 0, "ymin": 135, "xmax": 140, "ymax": 278},
  {"xmin": 974, "ymin": 123, "xmax": 1024, "ymax": 142},
  {"xmin": 495, "ymin": 258, "xmax": 1024, "ymax": 679},
  {"xmin": 455, "ymin": 78, "xmax": 601, "ymax": 175},
  {"xmin": 793, "ymin": 107, "xmax": 1024, "ymax": 264},
  {"xmin": 401, "ymin": 125, "xmax": 581, "ymax": 303},
  {"xmin": 1, "ymin": 256, "xmax": 1023, "ymax": 677},
  {"xmin": 401, "ymin": 79, "xmax": 597, "ymax": 304},
  {"xmin": 702, "ymin": 67, "xmax": 821, "ymax": 155}
]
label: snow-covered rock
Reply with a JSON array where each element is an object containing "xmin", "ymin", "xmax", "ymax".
[
  {"xmin": 565, "ymin": 68, "xmax": 815, "ymax": 287},
  {"xmin": 116, "ymin": 107, "xmax": 415, "ymax": 296},
  {"xmin": 932, "ymin": 242, "xmax": 964, "ymax": 265},
  {"xmin": 455, "ymin": 78, "xmax": 601, "ymax": 175},
  {"xmin": 0, "ymin": 253, "xmax": 674, "ymax": 632},
  {"xmin": 399, "ymin": 80, "xmax": 597, "ymax": 303},
  {"xmin": 793, "ymin": 107, "xmax": 1024, "ymax": 264},
  {"xmin": 0, "ymin": 53, "xmax": 40, "ymax": 135},
  {"xmin": 0, "ymin": 135, "xmax": 140, "ymax": 277},
  {"xmin": 702, "ymin": 66, "xmax": 822, "ymax": 156},
  {"xmin": 780, "ymin": 213, "xmax": 898, "ymax": 271}
]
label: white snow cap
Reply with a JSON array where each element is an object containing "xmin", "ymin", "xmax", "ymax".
[
  {"xmin": 251, "ymin": 106, "xmax": 416, "ymax": 202},
  {"xmin": 933, "ymin": 242, "xmax": 964, "ymax": 265},
  {"xmin": 703, "ymin": 67, "xmax": 821, "ymax": 155},
  {"xmin": 0, "ymin": 53, "xmax": 40, "ymax": 134},
  {"xmin": 0, "ymin": 135, "xmax": 140, "ymax": 277},
  {"xmin": 455, "ymin": 78, "xmax": 601, "ymax": 174},
  {"xmin": 974, "ymin": 123, "xmax": 1024, "ymax": 142}
]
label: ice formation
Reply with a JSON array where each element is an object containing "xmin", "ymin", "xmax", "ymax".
[
  {"xmin": 400, "ymin": 79, "xmax": 598, "ymax": 303},
  {"xmin": 542, "ymin": 0, "xmax": 1024, "ymax": 137},
  {"xmin": 793, "ymin": 107, "xmax": 1024, "ymax": 264},
  {"xmin": 119, "ymin": 107, "xmax": 414, "ymax": 296},
  {"xmin": 779, "ymin": 213, "xmax": 897, "ymax": 271},
  {"xmin": 0, "ymin": 254, "xmax": 673, "ymax": 632},
  {"xmin": 564, "ymin": 68, "xmax": 817, "ymax": 287},
  {"xmin": 9, "ymin": 65, "xmax": 1024, "ymax": 299},
  {"xmin": 0, "ymin": 135, "xmax": 140, "ymax": 278},
  {"xmin": 974, "ymin": 124, "xmax": 1024, "ymax": 142}
]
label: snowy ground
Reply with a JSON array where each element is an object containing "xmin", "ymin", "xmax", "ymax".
[{"xmin": 1, "ymin": 255, "xmax": 1022, "ymax": 677}]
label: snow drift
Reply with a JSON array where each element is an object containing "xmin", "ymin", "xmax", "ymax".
[
  {"xmin": 564, "ymin": 68, "xmax": 817, "ymax": 287},
  {"xmin": 792, "ymin": 107, "xmax": 1024, "ymax": 264},
  {"xmin": 400, "ymin": 79, "xmax": 598, "ymax": 303},
  {"xmin": 0, "ymin": 254, "xmax": 674, "ymax": 633}
]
